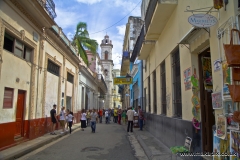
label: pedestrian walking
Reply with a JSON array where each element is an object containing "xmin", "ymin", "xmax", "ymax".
[
  {"xmin": 105, "ymin": 110, "xmax": 109, "ymax": 124},
  {"xmin": 65, "ymin": 109, "xmax": 70, "ymax": 131},
  {"xmin": 59, "ymin": 107, "xmax": 66, "ymax": 134},
  {"xmin": 118, "ymin": 108, "xmax": 122, "ymax": 125},
  {"xmin": 122, "ymin": 110, "xmax": 126, "ymax": 125},
  {"xmin": 126, "ymin": 107, "xmax": 134, "ymax": 132},
  {"xmin": 50, "ymin": 104, "xmax": 58, "ymax": 135},
  {"xmin": 114, "ymin": 108, "xmax": 118, "ymax": 123},
  {"xmin": 98, "ymin": 109, "xmax": 103, "ymax": 123},
  {"xmin": 90, "ymin": 109, "xmax": 98, "ymax": 133},
  {"xmin": 138, "ymin": 106, "xmax": 144, "ymax": 131},
  {"xmin": 67, "ymin": 110, "xmax": 74, "ymax": 134},
  {"xmin": 80, "ymin": 109, "xmax": 87, "ymax": 131},
  {"xmin": 86, "ymin": 110, "xmax": 91, "ymax": 126}
]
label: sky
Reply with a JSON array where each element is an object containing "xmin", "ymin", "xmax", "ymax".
[{"xmin": 53, "ymin": 0, "xmax": 141, "ymax": 69}]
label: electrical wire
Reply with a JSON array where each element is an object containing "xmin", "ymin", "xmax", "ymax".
[{"xmin": 89, "ymin": 1, "xmax": 141, "ymax": 35}]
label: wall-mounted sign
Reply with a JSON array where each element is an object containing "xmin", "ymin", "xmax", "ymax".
[
  {"xmin": 188, "ymin": 14, "xmax": 218, "ymax": 28},
  {"xmin": 113, "ymin": 77, "xmax": 132, "ymax": 85},
  {"xmin": 213, "ymin": 59, "xmax": 221, "ymax": 72}
]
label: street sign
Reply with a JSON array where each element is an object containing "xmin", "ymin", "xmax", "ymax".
[
  {"xmin": 188, "ymin": 14, "xmax": 217, "ymax": 28},
  {"xmin": 113, "ymin": 77, "xmax": 132, "ymax": 85}
]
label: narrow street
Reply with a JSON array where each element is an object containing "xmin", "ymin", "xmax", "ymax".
[{"xmin": 17, "ymin": 122, "xmax": 143, "ymax": 160}]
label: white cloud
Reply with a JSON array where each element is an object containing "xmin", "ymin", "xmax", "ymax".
[
  {"xmin": 55, "ymin": 8, "xmax": 85, "ymax": 29},
  {"xmin": 75, "ymin": 0, "xmax": 102, "ymax": 5},
  {"xmin": 116, "ymin": 25, "xmax": 126, "ymax": 36}
]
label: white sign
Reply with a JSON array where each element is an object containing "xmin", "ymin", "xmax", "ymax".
[
  {"xmin": 213, "ymin": 59, "xmax": 221, "ymax": 72},
  {"xmin": 188, "ymin": 14, "xmax": 217, "ymax": 28}
]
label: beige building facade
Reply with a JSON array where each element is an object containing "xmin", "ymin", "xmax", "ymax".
[
  {"xmin": 139, "ymin": 0, "xmax": 240, "ymax": 156},
  {"xmin": 0, "ymin": 0, "xmax": 107, "ymax": 150}
]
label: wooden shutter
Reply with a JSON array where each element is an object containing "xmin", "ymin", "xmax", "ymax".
[{"xmin": 3, "ymin": 88, "xmax": 14, "ymax": 109}]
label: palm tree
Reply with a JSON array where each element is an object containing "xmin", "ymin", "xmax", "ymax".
[{"xmin": 72, "ymin": 22, "xmax": 98, "ymax": 66}]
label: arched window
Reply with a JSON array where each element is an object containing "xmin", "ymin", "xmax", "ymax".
[{"xmin": 105, "ymin": 51, "xmax": 108, "ymax": 60}]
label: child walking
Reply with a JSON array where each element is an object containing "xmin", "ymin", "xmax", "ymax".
[{"xmin": 67, "ymin": 110, "xmax": 74, "ymax": 134}]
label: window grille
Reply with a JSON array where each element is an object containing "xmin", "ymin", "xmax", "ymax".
[
  {"xmin": 67, "ymin": 72, "xmax": 74, "ymax": 83},
  {"xmin": 161, "ymin": 61, "xmax": 166, "ymax": 115},
  {"xmin": 172, "ymin": 50, "xmax": 182, "ymax": 118},
  {"xmin": 3, "ymin": 87, "xmax": 14, "ymax": 109},
  {"xmin": 153, "ymin": 71, "xmax": 157, "ymax": 113},
  {"xmin": 47, "ymin": 60, "xmax": 60, "ymax": 76},
  {"xmin": 148, "ymin": 76, "xmax": 151, "ymax": 112}
]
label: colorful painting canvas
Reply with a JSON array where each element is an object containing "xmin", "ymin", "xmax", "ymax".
[
  {"xmin": 212, "ymin": 91, "xmax": 223, "ymax": 109},
  {"xmin": 216, "ymin": 115, "xmax": 226, "ymax": 139},
  {"xmin": 230, "ymin": 131, "xmax": 240, "ymax": 160},
  {"xmin": 224, "ymin": 100, "xmax": 236, "ymax": 116},
  {"xmin": 184, "ymin": 67, "xmax": 191, "ymax": 90}
]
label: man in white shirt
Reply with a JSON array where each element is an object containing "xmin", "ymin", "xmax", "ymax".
[
  {"xmin": 126, "ymin": 107, "xmax": 134, "ymax": 132},
  {"xmin": 105, "ymin": 110, "xmax": 109, "ymax": 124}
]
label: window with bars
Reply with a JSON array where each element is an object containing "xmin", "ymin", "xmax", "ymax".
[
  {"xmin": 67, "ymin": 72, "xmax": 74, "ymax": 83},
  {"xmin": 3, "ymin": 87, "xmax": 14, "ymax": 109},
  {"xmin": 47, "ymin": 59, "xmax": 60, "ymax": 76},
  {"xmin": 172, "ymin": 50, "xmax": 182, "ymax": 118},
  {"xmin": 4, "ymin": 32, "xmax": 33, "ymax": 62},
  {"xmin": 148, "ymin": 76, "xmax": 151, "ymax": 112},
  {"xmin": 153, "ymin": 71, "xmax": 157, "ymax": 113},
  {"xmin": 144, "ymin": 88, "xmax": 147, "ymax": 111},
  {"xmin": 161, "ymin": 61, "xmax": 166, "ymax": 115}
]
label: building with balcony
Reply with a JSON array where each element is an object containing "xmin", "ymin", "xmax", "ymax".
[
  {"xmin": 0, "ymin": 0, "xmax": 108, "ymax": 150},
  {"xmin": 138, "ymin": 0, "xmax": 240, "ymax": 157}
]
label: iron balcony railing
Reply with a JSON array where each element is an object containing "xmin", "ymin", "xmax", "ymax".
[
  {"xmin": 130, "ymin": 25, "xmax": 144, "ymax": 62},
  {"xmin": 98, "ymin": 74, "xmax": 108, "ymax": 91},
  {"xmin": 145, "ymin": 0, "xmax": 158, "ymax": 34},
  {"xmin": 37, "ymin": 0, "xmax": 57, "ymax": 20}
]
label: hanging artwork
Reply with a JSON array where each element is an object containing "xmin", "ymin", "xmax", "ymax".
[
  {"xmin": 230, "ymin": 130, "xmax": 240, "ymax": 159},
  {"xmin": 184, "ymin": 67, "xmax": 191, "ymax": 90},
  {"xmin": 213, "ymin": 131, "xmax": 231, "ymax": 160},
  {"xmin": 216, "ymin": 115, "xmax": 227, "ymax": 139},
  {"xmin": 202, "ymin": 57, "xmax": 213, "ymax": 90},
  {"xmin": 224, "ymin": 100, "xmax": 237, "ymax": 116},
  {"xmin": 222, "ymin": 62, "xmax": 231, "ymax": 96},
  {"xmin": 212, "ymin": 91, "xmax": 223, "ymax": 109},
  {"xmin": 191, "ymin": 70, "xmax": 201, "ymax": 129}
]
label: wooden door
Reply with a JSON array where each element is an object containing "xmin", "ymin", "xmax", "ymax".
[
  {"xmin": 199, "ymin": 50, "xmax": 215, "ymax": 152},
  {"xmin": 15, "ymin": 90, "xmax": 25, "ymax": 137}
]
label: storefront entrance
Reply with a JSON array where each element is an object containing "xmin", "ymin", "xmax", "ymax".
[{"xmin": 198, "ymin": 48, "xmax": 215, "ymax": 152}]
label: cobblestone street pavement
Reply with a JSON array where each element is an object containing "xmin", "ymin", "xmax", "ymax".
[{"xmin": 17, "ymin": 122, "xmax": 147, "ymax": 160}]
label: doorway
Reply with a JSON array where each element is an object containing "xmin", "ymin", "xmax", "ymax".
[
  {"xmin": 198, "ymin": 48, "xmax": 215, "ymax": 152},
  {"xmin": 66, "ymin": 96, "xmax": 72, "ymax": 111},
  {"xmin": 15, "ymin": 90, "xmax": 25, "ymax": 138}
]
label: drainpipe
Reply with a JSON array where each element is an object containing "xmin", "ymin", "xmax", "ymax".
[{"xmin": 35, "ymin": 33, "xmax": 44, "ymax": 119}]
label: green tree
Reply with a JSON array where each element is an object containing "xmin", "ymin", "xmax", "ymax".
[{"xmin": 72, "ymin": 22, "xmax": 98, "ymax": 66}]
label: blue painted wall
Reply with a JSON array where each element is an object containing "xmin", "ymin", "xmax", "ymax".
[{"xmin": 130, "ymin": 60, "xmax": 143, "ymax": 108}]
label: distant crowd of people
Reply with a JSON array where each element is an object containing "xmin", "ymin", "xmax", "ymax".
[{"xmin": 49, "ymin": 104, "xmax": 144, "ymax": 135}]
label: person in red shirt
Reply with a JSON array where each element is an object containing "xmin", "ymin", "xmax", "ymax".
[{"xmin": 98, "ymin": 109, "xmax": 103, "ymax": 123}]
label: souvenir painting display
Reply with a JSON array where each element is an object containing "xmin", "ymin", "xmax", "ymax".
[
  {"xmin": 230, "ymin": 130, "xmax": 240, "ymax": 160},
  {"xmin": 184, "ymin": 67, "xmax": 191, "ymax": 90},
  {"xmin": 222, "ymin": 62, "xmax": 231, "ymax": 96},
  {"xmin": 191, "ymin": 70, "xmax": 201, "ymax": 130},
  {"xmin": 216, "ymin": 115, "xmax": 227, "ymax": 139},
  {"xmin": 213, "ymin": 131, "xmax": 230, "ymax": 160},
  {"xmin": 212, "ymin": 91, "xmax": 223, "ymax": 109},
  {"xmin": 202, "ymin": 57, "xmax": 213, "ymax": 90},
  {"xmin": 213, "ymin": 131, "xmax": 221, "ymax": 160},
  {"xmin": 224, "ymin": 100, "xmax": 239, "ymax": 130}
]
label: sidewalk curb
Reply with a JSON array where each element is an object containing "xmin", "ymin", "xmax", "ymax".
[
  {"xmin": 2, "ymin": 124, "xmax": 80, "ymax": 160},
  {"xmin": 132, "ymin": 131, "xmax": 153, "ymax": 160}
]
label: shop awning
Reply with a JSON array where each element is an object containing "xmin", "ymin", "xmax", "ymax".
[{"xmin": 179, "ymin": 27, "xmax": 210, "ymax": 54}]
